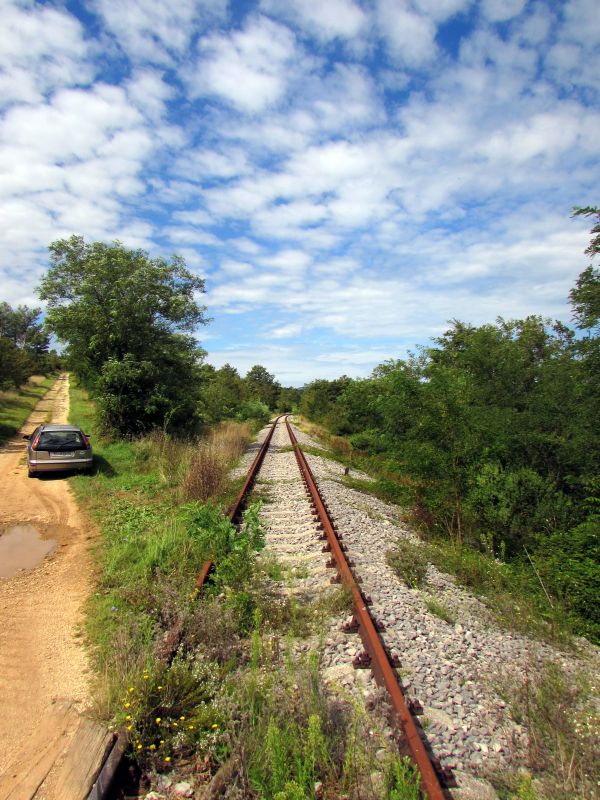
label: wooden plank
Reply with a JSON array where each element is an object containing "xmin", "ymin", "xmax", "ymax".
[
  {"xmin": 0, "ymin": 701, "xmax": 77, "ymax": 800},
  {"xmin": 86, "ymin": 734, "xmax": 125, "ymax": 800},
  {"xmin": 48, "ymin": 717, "xmax": 114, "ymax": 800}
]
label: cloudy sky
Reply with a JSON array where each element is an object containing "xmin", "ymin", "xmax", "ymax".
[{"xmin": 1, "ymin": 0, "xmax": 598, "ymax": 385}]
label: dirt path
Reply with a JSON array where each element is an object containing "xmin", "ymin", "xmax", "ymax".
[{"xmin": 0, "ymin": 375, "xmax": 95, "ymax": 784}]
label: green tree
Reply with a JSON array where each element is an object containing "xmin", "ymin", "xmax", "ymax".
[
  {"xmin": 0, "ymin": 303, "xmax": 51, "ymax": 386},
  {"xmin": 244, "ymin": 365, "xmax": 281, "ymax": 409},
  {"xmin": 38, "ymin": 236, "xmax": 207, "ymax": 434},
  {"xmin": 276, "ymin": 386, "xmax": 302, "ymax": 413},
  {"xmin": 202, "ymin": 363, "xmax": 245, "ymax": 423}
]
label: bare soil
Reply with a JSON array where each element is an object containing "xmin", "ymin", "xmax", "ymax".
[{"xmin": 0, "ymin": 375, "xmax": 95, "ymax": 782}]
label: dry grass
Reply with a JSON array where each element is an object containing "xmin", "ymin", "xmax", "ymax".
[
  {"xmin": 133, "ymin": 421, "xmax": 253, "ymax": 502},
  {"xmin": 183, "ymin": 421, "xmax": 253, "ymax": 502}
]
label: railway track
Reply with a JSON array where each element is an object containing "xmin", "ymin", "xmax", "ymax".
[
  {"xmin": 252, "ymin": 417, "xmax": 449, "ymax": 799},
  {"xmin": 92, "ymin": 413, "xmax": 561, "ymax": 799}
]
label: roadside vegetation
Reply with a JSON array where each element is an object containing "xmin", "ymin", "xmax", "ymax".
[
  {"xmin": 0, "ymin": 373, "xmax": 57, "ymax": 444},
  {"xmin": 297, "ymin": 208, "xmax": 600, "ymax": 648}
]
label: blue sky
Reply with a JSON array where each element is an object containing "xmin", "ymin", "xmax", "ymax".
[{"xmin": 1, "ymin": 0, "xmax": 598, "ymax": 386}]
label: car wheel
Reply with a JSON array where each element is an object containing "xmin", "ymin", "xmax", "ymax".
[{"xmin": 28, "ymin": 468, "xmax": 36, "ymax": 478}]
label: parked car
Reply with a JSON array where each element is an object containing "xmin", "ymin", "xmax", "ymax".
[{"xmin": 23, "ymin": 424, "xmax": 93, "ymax": 477}]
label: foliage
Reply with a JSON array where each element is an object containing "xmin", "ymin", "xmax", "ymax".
[
  {"xmin": 0, "ymin": 374, "xmax": 56, "ymax": 444},
  {"xmin": 298, "ymin": 211, "xmax": 600, "ymax": 643},
  {"xmin": 0, "ymin": 302, "xmax": 55, "ymax": 388},
  {"xmin": 508, "ymin": 661, "xmax": 600, "ymax": 798},
  {"xmin": 245, "ymin": 364, "xmax": 281, "ymax": 409},
  {"xmin": 384, "ymin": 756, "xmax": 423, "ymax": 800},
  {"xmin": 236, "ymin": 398, "xmax": 272, "ymax": 425},
  {"xmin": 39, "ymin": 236, "xmax": 207, "ymax": 434},
  {"xmin": 424, "ymin": 596, "xmax": 456, "ymax": 625}
]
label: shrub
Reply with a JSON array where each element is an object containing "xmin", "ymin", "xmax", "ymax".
[{"xmin": 236, "ymin": 399, "xmax": 271, "ymax": 425}]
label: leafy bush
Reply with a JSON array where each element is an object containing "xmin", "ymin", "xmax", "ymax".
[
  {"xmin": 538, "ymin": 515, "xmax": 600, "ymax": 643},
  {"xmin": 236, "ymin": 399, "xmax": 271, "ymax": 425},
  {"xmin": 467, "ymin": 463, "xmax": 572, "ymax": 553},
  {"xmin": 349, "ymin": 429, "xmax": 386, "ymax": 453}
]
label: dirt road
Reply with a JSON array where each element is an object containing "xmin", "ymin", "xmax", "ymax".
[{"xmin": 0, "ymin": 375, "xmax": 95, "ymax": 785}]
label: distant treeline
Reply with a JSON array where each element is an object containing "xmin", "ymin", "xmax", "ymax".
[{"xmin": 298, "ymin": 208, "xmax": 600, "ymax": 642}]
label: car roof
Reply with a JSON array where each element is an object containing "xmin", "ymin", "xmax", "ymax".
[{"xmin": 39, "ymin": 424, "xmax": 84, "ymax": 431}]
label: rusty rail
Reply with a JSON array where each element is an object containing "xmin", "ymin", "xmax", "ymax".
[
  {"xmin": 195, "ymin": 415, "xmax": 281, "ymax": 590},
  {"xmin": 285, "ymin": 417, "xmax": 448, "ymax": 800}
]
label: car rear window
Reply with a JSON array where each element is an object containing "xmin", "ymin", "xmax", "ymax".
[{"xmin": 37, "ymin": 431, "xmax": 84, "ymax": 451}]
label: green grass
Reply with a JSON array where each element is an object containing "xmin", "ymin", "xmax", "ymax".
[
  {"xmin": 0, "ymin": 374, "xmax": 57, "ymax": 444},
  {"xmin": 422, "ymin": 539, "xmax": 576, "ymax": 646},
  {"xmin": 424, "ymin": 595, "xmax": 456, "ymax": 625}
]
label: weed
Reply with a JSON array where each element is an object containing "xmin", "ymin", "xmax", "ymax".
[
  {"xmin": 423, "ymin": 540, "xmax": 575, "ymax": 645},
  {"xmin": 384, "ymin": 756, "xmax": 423, "ymax": 799},
  {"xmin": 507, "ymin": 661, "xmax": 600, "ymax": 799},
  {"xmin": 424, "ymin": 595, "xmax": 456, "ymax": 625},
  {"xmin": 386, "ymin": 540, "xmax": 429, "ymax": 589},
  {"xmin": 114, "ymin": 654, "xmax": 226, "ymax": 770},
  {"xmin": 182, "ymin": 421, "xmax": 252, "ymax": 502}
]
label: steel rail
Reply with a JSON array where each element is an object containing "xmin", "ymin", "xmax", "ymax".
[
  {"xmin": 285, "ymin": 416, "xmax": 448, "ymax": 800},
  {"xmin": 195, "ymin": 414, "xmax": 281, "ymax": 589}
]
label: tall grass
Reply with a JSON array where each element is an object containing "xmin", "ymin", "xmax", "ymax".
[
  {"xmin": 499, "ymin": 661, "xmax": 600, "ymax": 799},
  {"xmin": 182, "ymin": 421, "xmax": 252, "ymax": 502}
]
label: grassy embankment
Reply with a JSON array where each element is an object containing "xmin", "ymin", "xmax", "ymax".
[
  {"xmin": 68, "ymin": 384, "xmax": 422, "ymax": 799},
  {"xmin": 0, "ymin": 373, "xmax": 57, "ymax": 444}
]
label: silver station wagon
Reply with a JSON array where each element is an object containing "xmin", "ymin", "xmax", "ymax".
[{"xmin": 23, "ymin": 424, "xmax": 93, "ymax": 477}]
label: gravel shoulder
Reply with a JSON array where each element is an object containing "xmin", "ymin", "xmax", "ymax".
[{"xmin": 0, "ymin": 375, "xmax": 95, "ymax": 780}]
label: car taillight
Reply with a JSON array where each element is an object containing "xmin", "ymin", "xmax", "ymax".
[
  {"xmin": 82, "ymin": 433, "xmax": 90, "ymax": 448},
  {"xmin": 31, "ymin": 432, "xmax": 41, "ymax": 450}
]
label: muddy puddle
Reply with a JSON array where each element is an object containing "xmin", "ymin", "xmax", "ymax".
[{"xmin": 0, "ymin": 524, "xmax": 58, "ymax": 578}]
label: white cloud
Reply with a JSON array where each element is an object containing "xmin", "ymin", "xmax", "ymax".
[
  {"xmin": 377, "ymin": 0, "xmax": 437, "ymax": 66},
  {"xmin": 268, "ymin": 322, "xmax": 303, "ymax": 339},
  {"xmin": 481, "ymin": 0, "xmax": 526, "ymax": 23},
  {"xmin": 92, "ymin": 0, "xmax": 227, "ymax": 64},
  {"xmin": 414, "ymin": 0, "xmax": 472, "ymax": 23},
  {"xmin": 260, "ymin": 0, "xmax": 368, "ymax": 42},
  {"xmin": 190, "ymin": 15, "xmax": 299, "ymax": 113},
  {"xmin": 0, "ymin": 3, "xmax": 92, "ymax": 104}
]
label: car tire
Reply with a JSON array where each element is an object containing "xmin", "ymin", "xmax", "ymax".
[{"xmin": 28, "ymin": 468, "xmax": 36, "ymax": 478}]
